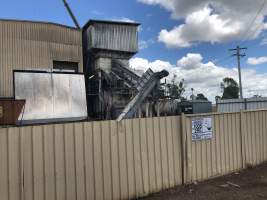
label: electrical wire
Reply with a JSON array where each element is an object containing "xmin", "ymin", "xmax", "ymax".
[
  {"xmin": 213, "ymin": 55, "xmax": 234, "ymax": 66},
  {"xmin": 240, "ymin": 0, "xmax": 266, "ymax": 43}
]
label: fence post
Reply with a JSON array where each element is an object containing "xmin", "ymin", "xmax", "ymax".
[{"xmin": 240, "ymin": 109, "xmax": 245, "ymax": 168}]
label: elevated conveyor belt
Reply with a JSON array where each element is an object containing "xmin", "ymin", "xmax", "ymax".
[
  {"xmin": 111, "ymin": 59, "xmax": 140, "ymax": 87},
  {"xmin": 117, "ymin": 69, "xmax": 169, "ymax": 121}
]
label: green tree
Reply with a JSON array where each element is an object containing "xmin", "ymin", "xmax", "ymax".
[
  {"xmin": 221, "ymin": 77, "xmax": 239, "ymax": 99},
  {"xmin": 167, "ymin": 75, "xmax": 185, "ymax": 99},
  {"xmin": 196, "ymin": 93, "xmax": 208, "ymax": 100},
  {"xmin": 215, "ymin": 95, "xmax": 221, "ymax": 102}
]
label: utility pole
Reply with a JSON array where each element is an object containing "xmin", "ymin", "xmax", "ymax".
[{"xmin": 229, "ymin": 46, "xmax": 247, "ymax": 99}]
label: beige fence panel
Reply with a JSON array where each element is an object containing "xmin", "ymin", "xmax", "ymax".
[
  {"xmin": 242, "ymin": 110, "xmax": 267, "ymax": 166},
  {"xmin": 0, "ymin": 116, "xmax": 183, "ymax": 200},
  {"xmin": 3, "ymin": 110, "xmax": 267, "ymax": 200},
  {"xmin": 183, "ymin": 112, "xmax": 243, "ymax": 183}
]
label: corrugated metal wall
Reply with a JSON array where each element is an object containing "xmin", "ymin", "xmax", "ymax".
[
  {"xmin": 1, "ymin": 110, "xmax": 267, "ymax": 200},
  {"xmin": 182, "ymin": 113, "xmax": 243, "ymax": 183},
  {"xmin": 242, "ymin": 110, "xmax": 267, "ymax": 166},
  {"xmin": 84, "ymin": 22, "xmax": 138, "ymax": 53},
  {"xmin": 217, "ymin": 98, "xmax": 267, "ymax": 112},
  {"xmin": 0, "ymin": 19, "xmax": 83, "ymax": 97},
  {"xmin": 0, "ymin": 116, "xmax": 183, "ymax": 200}
]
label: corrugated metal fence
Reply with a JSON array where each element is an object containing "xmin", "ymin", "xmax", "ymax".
[
  {"xmin": 0, "ymin": 117, "xmax": 182, "ymax": 200},
  {"xmin": 1, "ymin": 110, "xmax": 267, "ymax": 200},
  {"xmin": 217, "ymin": 97, "xmax": 267, "ymax": 112}
]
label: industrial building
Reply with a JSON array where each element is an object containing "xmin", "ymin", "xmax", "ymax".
[
  {"xmin": 0, "ymin": 17, "xmax": 211, "ymax": 125},
  {"xmin": 0, "ymin": 19, "xmax": 83, "ymax": 97},
  {"xmin": 0, "ymin": 18, "xmax": 170, "ymax": 124}
]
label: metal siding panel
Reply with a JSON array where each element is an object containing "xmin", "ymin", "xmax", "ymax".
[
  {"xmin": 85, "ymin": 22, "xmax": 138, "ymax": 52},
  {"xmin": 211, "ymin": 116, "xmax": 217, "ymax": 176},
  {"xmin": 8, "ymin": 112, "xmax": 267, "ymax": 199},
  {"xmin": 0, "ymin": 128, "xmax": 9, "ymax": 200},
  {"xmin": 132, "ymin": 118, "xmax": 143, "ymax": 197},
  {"xmin": 118, "ymin": 121, "xmax": 129, "ymax": 199},
  {"xmin": 200, "ymin": 127, "xmax": 207, "ymax": 180},
  {"xmin": 21, "ymin": 126, "xmax": 34, "ymax": 200},
  {"xmin": 259, "ymin": 112, "xmax": 264, "ymax": 163},
  {"xmin": 101, "ymin": 121, "xmax": 113, "ymax": 200},
  {"xmin": 185, "ymin": 116, "xmax": 192, "ymax": 182},
  {"xmin": 264, "ymin": 112, "xmax": 267, "ymax": 161},
  {"xmin": 166, "ymin": 117, "xmax": 175, "ymax": 187},
  {"xmin": 247, "ymin": 112, "xmax": 253, "ymax": 164},
  {"xmin": 255, "ymin": 112, "xmax": 260, "ymax": 164},
  {"xmin": 219, "ymin": 114, "xmax": 226, "ymax": 174},
  {"xmin": 171, "ymin": 116, "xmax": 182, "ymax": 185},
  {"xmin": 32, "ymin": 126, "xmax": 45, "ymax": 200},
  {"xmin": 83, "ymin": 122, "xmax": 95, "ymax": 200},
  {"xmin": 0, "ymin": 20, "xmax": 83, "ymax": 97},
  {"xmin": 227, "ymin": 114, "xmax": 234, "ymax": 171},
  {"xmin": 146, "ymin": 118, "xmax": 157, "ymax": 192},
  {"xmin": 206, "ymin": 131, "xmax": 212, "ymax": 178},
  {"xmin": 152, "ymin": 117, "xmax": 163, "ymax": 191},
  {"xmin": 110, "ymin": 120, "xmax": 121, "ymax": 199},
  {"xmin": 214, "ymin": 115, "xmax": 222, "ymax": 174},
  {"xmin": 92, "ymin": 122, "xmax": 104, "ymax": 200},
  {"xmin": 74, "ymin": 123, "xmax": 86, "ymax": 200},
  {"xmin": 185, "ymin": 112, "xmax": 244, "ymax": 183},
  {"xmin": 159, "ymin": 117, "xmax": 169, "ymax": 188},
  {"xmin": 125, "ymin": 119, "xmax": 136, "ymax": 198},
  {"xmin": 251, "ymin": 112, "xmax": 257, "ymax": 165},
  {"xmin": 64, "ymin": 123, "xmax": 76, "ymax": 200},
  {"xmin": 195, "ymin": 134, "xmax": 202, "ymax": 180},
  {"xmin": 54, "ymin": 124, "xmax": 66, "ymax": 200},
  {"xmin": 140, "ymin": 119, "xmax": 149, "ymax": 195},
  {"xmin": 43, "ymin": 125, "xmax": 56, "ymax": 200}
]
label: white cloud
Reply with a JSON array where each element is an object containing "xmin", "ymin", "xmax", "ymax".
[
  {"xmin": 130, "ymin": 53, "xmax": 267, "ymax": 101},
  {"xmin": 138, "ymin": 39, "xmax": 155, "ymax": 49},
  {"xmin": 260, "ymin": 37, "xmax": 267, "ymax": 45},
  {"xmin": 110, "ymin": 17, "xmax": 136, "ymax": 23},
  {"xmin": 177, "ymin": 53, "xmax": 203, "ymax": 69},
  {"xmin": 138, "ymin": 0, "xmax": 267, "ymax": 48},
  {"xmin": 247, "ymin": 56, "xmax": 267, "ymax": 65}
]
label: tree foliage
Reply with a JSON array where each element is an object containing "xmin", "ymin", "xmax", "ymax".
[
  {"xmin": 221, "ymin": 77, "xmax": 239, "ymax": 99},
  {"xmin": 166, "ymin": 75, "xmax": 185, "ymax": 99},
  {"xmin": 196, "ymin": 93, "xmax": 208, "ymax": 100}
]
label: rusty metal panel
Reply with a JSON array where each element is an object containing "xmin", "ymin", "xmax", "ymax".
[
  {"xmin": 0, "ymin": 99, "xmax": 25, "ymax": 125},
  {"xmin": 14, "ymin": 71, "xmax": 87, "ymax": 123},
  {"xmin": 0, "ymin": 19, "xmax": 83, "ymax": 97}
]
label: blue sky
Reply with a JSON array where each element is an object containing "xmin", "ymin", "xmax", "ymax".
[{"xmin": 2, "ymin": 0, "xmax": 267, "ymax": 100}]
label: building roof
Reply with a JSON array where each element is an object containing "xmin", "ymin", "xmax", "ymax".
[
  {"xmin": 83, "ymin": 19, "xmax": 140, "ymax": 31},
  {"xmin": 0, "ymin": 18, "xmax": 79, "ymax": 30},
  {"xmin": 0, "ymin": 18, "xmax": 140, "ymax": 32}
]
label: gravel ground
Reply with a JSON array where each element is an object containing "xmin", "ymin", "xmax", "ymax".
[{"xmin": 139, "ymin": 163, "xmax": 267, "ymax": 200}]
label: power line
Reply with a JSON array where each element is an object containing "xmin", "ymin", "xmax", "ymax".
[
  {"xmin": 240, "ymin": 0, "xmax": 266, "ymax": 43},
  {"xmin": 229, "ymin": 46, "xmax": 247, "ymax": 99},
  {"xmin": 213, "ymin": 55, "xmax": 234, "ymax": 66}
]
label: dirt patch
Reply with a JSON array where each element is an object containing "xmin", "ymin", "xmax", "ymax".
[{"xmin": 139, "ymin": 163, "xmax": 267, "ymax": 200}]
